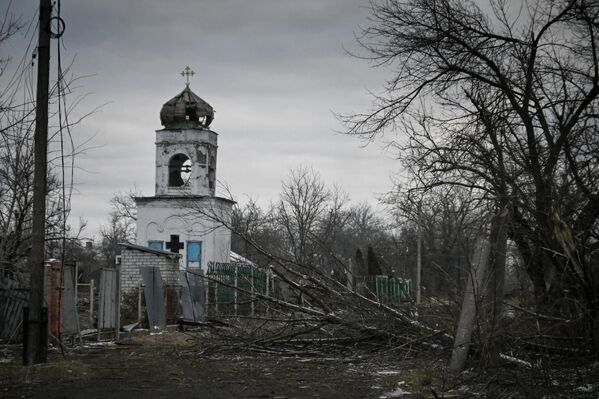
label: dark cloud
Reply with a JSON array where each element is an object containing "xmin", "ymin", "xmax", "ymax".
[{"xmin": 6, "ymin": 0, "xmax": 398, "ymax": 238}]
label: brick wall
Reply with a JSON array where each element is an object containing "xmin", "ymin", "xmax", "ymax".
[{"xmin": 119, "ymin": 248, "xmax": 180, "ymax": 295}]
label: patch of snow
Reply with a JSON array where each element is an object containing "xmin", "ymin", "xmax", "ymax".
[
  {"xmin": 0, "ymin": 358, "xmax": 13, "ymax": 363},
  {"xmin": 375, "ymin": 370, "xmax": 401, "ymax": 375},
  {"xmin": 380, "ymin": 387, "xmax": 411, "ymax": 398},
  {"xmin": 575, "ymin": 384, "xmax": 595, "ymax": 393},
  {"xmin": 499, "ymin": 353, "xmax": 532, "ymax": 368},
  {"xmin": 298, "ymin": 357, "xmax": 341, "ymax": 362},
  {"xmin": 83, "ymin": 341, "xmax": 115, "ymax": 347}
]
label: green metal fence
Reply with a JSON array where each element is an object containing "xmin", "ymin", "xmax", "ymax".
[
  {"xmin": 364, "ymin": 275, "xmax": 411, "ymax": 303},
  {"xmin": 206, "ymin": 261, "xmax": 274, "ymax": 316}
]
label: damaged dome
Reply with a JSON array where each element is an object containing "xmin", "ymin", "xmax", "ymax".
[{"xmin": 160, "ymin": 86, "xmax": 214, "ymax": 129}]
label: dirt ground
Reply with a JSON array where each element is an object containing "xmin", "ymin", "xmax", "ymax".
[
  {"xmin": 1, "ymin": 330, "xmax": 598, "ymax": 398},
  {"xmin": 0, "ymin": 331, "xmax": 437, "ymax": 399}
]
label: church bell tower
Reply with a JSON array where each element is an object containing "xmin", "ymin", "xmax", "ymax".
[
  {"xmin": 155, "ymin": 79, "xmax": 217, "ymax": 196},
  {"xmin": 134, "ymin": 67, "xmax": 233, "ymax": 270}
]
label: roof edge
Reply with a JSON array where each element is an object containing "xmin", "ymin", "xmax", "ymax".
[
  {"xmin": 118, "ymin": 242, "xmax": 181, "ymax": 258},
  {"xmin": 134, "ymin": 195, "xmax": 236, "ymax": 205}
]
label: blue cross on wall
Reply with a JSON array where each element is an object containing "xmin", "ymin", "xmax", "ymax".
[{"xmin": 165, "ymin": 235, "xmax": 184, "ymax": 254}]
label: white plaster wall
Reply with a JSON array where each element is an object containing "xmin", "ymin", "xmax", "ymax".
[
  {"xmin": 136, "ymin": 197, "xmax": 232, "ymax": 270},
  {"xmin": 154, "ymin": 128, "xmax": 218, "ymax": 196}
]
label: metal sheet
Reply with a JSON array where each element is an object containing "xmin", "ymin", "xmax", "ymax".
[
  {"xmin": 140, "ymin": 267, "xmax": 166, "ymax": 330},
  {"xmin": 187, "ymin": 271, "xmax": 205, "ymax": 321},
  {"xmin": 178, "ymin": 271, "xmax": 194, "ymax": 321},
  {"xmin": 60, "ymin": 265, "xmax": 79, "ymax": 334},
  {"xmin": 178, "ymin": 271, "xmax": 205, "ymax": 322},
  {"xmin": 0, "ymin": 277, "xmax": 29, "ymax": 341}
]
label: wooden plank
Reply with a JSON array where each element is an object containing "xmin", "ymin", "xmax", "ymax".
[{"xmin": 98, "ymin": 269, "xmax": 118, "ymax": 330}]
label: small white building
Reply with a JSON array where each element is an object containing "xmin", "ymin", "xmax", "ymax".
[{"xmin": 134, "ymin": 83, "xmax": 234, "ymax": 271}]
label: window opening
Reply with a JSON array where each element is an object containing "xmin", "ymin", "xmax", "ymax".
[{"xmin": 168, "ymin": 153, "xmax": 192, "ymax": 187}]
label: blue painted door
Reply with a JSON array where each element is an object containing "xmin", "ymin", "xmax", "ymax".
[
  {"xmin": 148, "ymin": 241, "xmax": 163, "ymax": 251},
  {"xmin": 186, "ymin": 241, "xmax": 202, "ymax": 269}
]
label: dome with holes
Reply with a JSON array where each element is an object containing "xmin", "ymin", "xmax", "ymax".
[{"xmin": 159, "ymin": 86, "xmax": 214, "ymax": 129}]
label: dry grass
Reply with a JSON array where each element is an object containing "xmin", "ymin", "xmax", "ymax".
[{"xmin": 1, "ymin": 357, "xmax": 90, "ymax": 384}]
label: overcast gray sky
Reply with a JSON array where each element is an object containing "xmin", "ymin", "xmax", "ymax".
[{"xmin": 6, "ymin": 0, "xmax": 400, "ymax": 240}]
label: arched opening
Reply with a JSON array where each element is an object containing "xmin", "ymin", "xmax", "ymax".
[{"xmin": 168, "ymin": 153, "xmax": 192, "ymax": 187}]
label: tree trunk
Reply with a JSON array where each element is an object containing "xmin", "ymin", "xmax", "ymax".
[
  {"xmin": 483, "ymin": 209, "xmax": 508, "ymax": 364},
  {"xmin": 449, "ymin": 239, "xmax": 491, "ymax": 373}
]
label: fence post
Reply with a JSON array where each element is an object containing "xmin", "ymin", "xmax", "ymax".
[
  {"xmin": 214, "ymin": 280, "xmax": 219, "ymax": 315},
  {"xmin": 74, "ymin": 262, "xmax": 79, "ymax": 301},
  {"xmin": 89, "ymin": 279, "xmax": 95, "ymax": 325},
  {"xmin": 346, "ymin": 258, "xmax": 354, "ymax": 291},
  {"xmin": 265, "ymin": 272, "xmax": 270, "ymax": 315},
  {"xmin": 97, "ymin": 275, "xmax": 103, "ymax": 343},
  {"xmin": 265, "ymin": 273, "xmax": 270, "ymax": 297},
  {"xmin": 204, "ymin": 279, "xmax": 209, "ymax": 318},
  {"xmin": 234, "ymin": 266, "xmax": 238, "ymax": 317},
  {"xmin": 163, "ymin": 283, "xmax": 168, "ymax": 323},
  {"xmin": 137, "ymin": 280, "xmax": 142, "ymax": 325},
  {"xmin": 116, "ymin": 268, "xmax": 121, "ymax": 343},
  {"xmin": 250, "ymin": 267, "xmax": 255, "ymax": 316}
]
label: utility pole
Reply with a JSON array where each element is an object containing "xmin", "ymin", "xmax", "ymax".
[{"xmin": 23, "ymin": 0, "xmax": 52, "ymax": 365}]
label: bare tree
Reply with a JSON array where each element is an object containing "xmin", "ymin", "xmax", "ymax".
[
  {"xmin": 109, "ymin": 189, "xmax": 139, "ymax": 224},
  {"xmin": 230, "ymin": 198, "xmax": 284, "ymax": 265},
  {"xmin": 277, "ymin": 166, "xmax": 332, "ymax": 266},
  {"xmin": 384, "ymin": 185, "xmax": 488, "ymax": 298},
  {"xmin": 98, "ymin": 211, "xmax": 135, "ymax": 267},
  {"xmin": 344, "ymin": 0, "xmax": 599, "ymax": 353},
  {"xmin": 97, "ymin": 191, "xmax": 139, "ymax": 267},
  {"xmin": 0, "ymin": 4, "xmax": 94, "ymax": 274}
]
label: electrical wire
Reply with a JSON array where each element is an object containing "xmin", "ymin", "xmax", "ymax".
[
  {"xmin": 2, "ymin": 0, "xmax": 81, "ymax": 350},
  {"xmin": 55, "ymin": 0, "xmax": 66, "ymax": 350},
  {"xmin": 54, "ymin": 0, "xmax": 78, "ymax": 354}
]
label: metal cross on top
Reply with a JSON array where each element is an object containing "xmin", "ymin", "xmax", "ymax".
[{"xmin": 181, "ymin": 66, "xmax": 195, "ymax": 87}]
